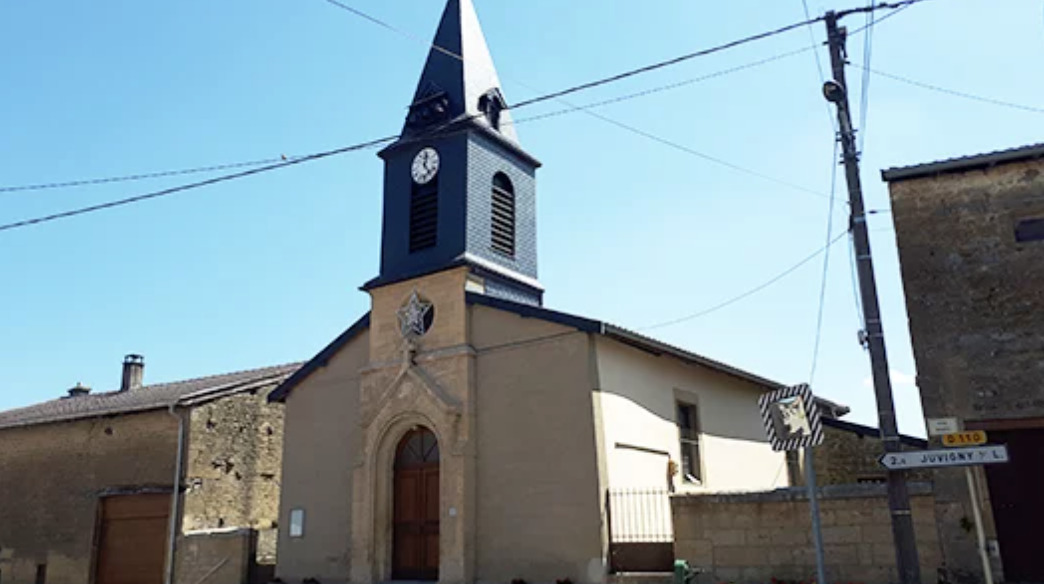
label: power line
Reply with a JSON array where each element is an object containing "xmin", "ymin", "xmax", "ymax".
[
  {"xmin": 800, "ymin": 0, "xmax": 829, "ymax": 85},
  {"xmin": 809, "ymin": 141, "xmax": 841, "ymax": 383},
  {"xmin": 323, "ymin": 0, "xmax": 837, "ymax": 201},
  {"xmin": 639, "ymin": 230, "xmax": 849, "ymax": 332},
  {"xmin": 0, "ymin": 157, "xmax": 289, "ymax": 194},
  {"xmin": 0, "ymin": 47, "xmax": 814, "ymax": 197},
  {"xmin": 852, "ymin": 63, "xmax": 1044, "ymax": 114},
  {"xmin": 857, "ymin": 2, "xmax": 877, "ymax": 154},
  {"xmin": 0, "ymin": 137, "xmax": 396, "ymax": 233},
  {"xmin": 513, "ymin": 46, "xmax": 815, "ymax": 125},
  {"xmin": 510, "ymin": 18, "xmax": 827, "ymax": 109}
]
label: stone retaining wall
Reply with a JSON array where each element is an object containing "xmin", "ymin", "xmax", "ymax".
[{"xmin": 672, "ymin": 483, "xmax": 942, "ymax": 584}]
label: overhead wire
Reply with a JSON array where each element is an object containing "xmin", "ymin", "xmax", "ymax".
[
  {"xmin": 850, "ymin": 63, "xmax": 1044, "ymax": 114},
  {"xmin": 808, "ymin": 141, "xmax": 841, "ymax": 383},
  {"xmin": 4, "ymin": 2, "xmax": 921, "ymax": 199},
  {"xmin": 0, "ymin": 137, "xmax": 394, "ymax": 232},
  {"xmin": 318, "ymin": 0, "xmax": 846, "ymax": 202},
  {"xmin": 639, "ymin": 230, "xmax": 849, "ymax": 332},
  {"xmin": 1, "ymin": 2, "xmax": 931, "ymax": 230},
  {"xmin": 1, "ymin": 47, "xmax": 817, "ymax": 197},
  {"xmin": 0, "ymin": 157, "xmax": 291, "ymax": 194},
  {"xmin": 857, "ymin": 2, "xmax": 877, "ymax": 154}
]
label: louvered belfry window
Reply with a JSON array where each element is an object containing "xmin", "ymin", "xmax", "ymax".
[
  {"xmin": 409, "ymin": 181, "xmax": 438, "ymax": 252},
  {"xmin": 491, "ymin": 172, "xmax": 515, "ymax": 256}
]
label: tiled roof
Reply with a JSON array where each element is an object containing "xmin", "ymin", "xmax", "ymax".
[
  {"xmin": 882, "ymin": 143, "xmax": 1044, "ymax": 182},
  {"xmin": 0, "ymin": 363, "xmax": 301, "ymax": 431}
]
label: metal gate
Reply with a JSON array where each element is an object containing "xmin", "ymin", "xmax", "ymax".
[{"xmin": 606, "ymin": 488, "xmax": 674, "ymax": 573}]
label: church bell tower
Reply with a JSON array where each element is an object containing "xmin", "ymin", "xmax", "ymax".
[{"xmin": 363, "ymin": 0, "xmax": 543, "ymax": 305}]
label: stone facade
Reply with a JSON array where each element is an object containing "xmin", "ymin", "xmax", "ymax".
[
  {"xmin": 0, "ymin": 373, "xmax": 289, "ymax": 584},
  {"xmin": 885, "ymin": 149, "xmax": 1044, "ymax": 584},
  {"xmin": 0, "ymin": 411, "xmax": 179, "ymax": 584},
  {"xmin": 672, "ymin": 484, "xmax": 942, "ymax": 584},
  {"xmin": 792, "ymin": 421, "xmax": 930, "ymax": 487},
  {"xmin": 183, "ymin": 389, "xmax": 286, "ymax": 566}
]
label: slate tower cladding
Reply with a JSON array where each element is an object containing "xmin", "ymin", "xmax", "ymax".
[{"xmin": 364, "ymin": 0, "xmax": 544, "ymax": 305}]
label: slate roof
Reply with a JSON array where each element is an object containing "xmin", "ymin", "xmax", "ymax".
[
  {"xmin": 823, "ymin": 417, "xmax": 928, "ymax": 449},
  {"xmin": 0, "ymin": 363, "xmax": 301, "ymax": 431},
  {"xmin": 882, "ymin": 143, "xmax": 1044, "ymax": 182},
  {"xmin": 270, "ymin": 293, "xmax": 828, "ymax": 404}
]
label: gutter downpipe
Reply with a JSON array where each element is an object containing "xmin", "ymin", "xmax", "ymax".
[{"xmin": 165, "ymin": 402, "xmax": 187, "ymax": 584}]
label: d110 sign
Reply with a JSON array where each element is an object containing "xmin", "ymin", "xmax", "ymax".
[{"xmin": 879, "ymin": 445, "xmax": 1009, "ymax": 470}]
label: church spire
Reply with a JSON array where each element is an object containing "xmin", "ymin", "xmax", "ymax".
[{"xmin": 403, "ymin": 0, "xmax": 518, "ymax": 143}]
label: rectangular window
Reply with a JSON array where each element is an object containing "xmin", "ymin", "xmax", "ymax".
[
  {"xmin": 676, "ymin": 402, "xmax": 702, "ymax": 484},
  {"xmin": 35, "ymin": 565, "xmax": 46, "ymax": 584},
  {"xmin": 289, "ymin": 508, "xmax": 305, "ymax": 538},
  {"xmin": 1015, "ymin": 217, "xmax": 1044, "ymax": 243},
  {"xmin": 409, "ymin": 183, "xmax": 438, "ymax": 253}
]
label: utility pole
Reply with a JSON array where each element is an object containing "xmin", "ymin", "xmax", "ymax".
[{"xmin": 822, "ymin": 11, "xmax": 922, "ymax": 584}]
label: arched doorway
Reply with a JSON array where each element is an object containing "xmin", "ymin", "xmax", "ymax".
[{"xmin": 392, "ymin": 427, "xmax": 440, "ymax": 580}]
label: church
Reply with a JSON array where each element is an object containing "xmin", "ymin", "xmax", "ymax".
[{"xmin": 268, "ymin": 1, "xmax": 793, "ymax": 583}]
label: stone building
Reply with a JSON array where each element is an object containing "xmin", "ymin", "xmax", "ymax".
[
  {"xmin": 0, "ymin": 355, "xmax": 297, "ymax": 584},
  {"xmin": 883, "ymin": 143, "xmax": 1044, "ymax": 584},
  {"xmin": 267, "ymin": 2, "xmax": 804, "ymax": 583},
  {"xmin": 789, "ymin": 417, "xmax": 929, "ymax": 487}
]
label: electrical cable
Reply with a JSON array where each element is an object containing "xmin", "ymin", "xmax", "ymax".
[
  {"xmin": 0, "ymin": 157, "xmax": 290, "ymax": 194},
  {"xmin": 0, "ymin": 137, "xmax": 396, "ymax": 232},
  {"xmin": 809, "ymin": 141, "xmax": 841, "ymax": 383},
  {"xmin": 857, "ymin": 2, "xmax": 877, "ymax": 154},
  {"xmin": 1, "ymin": 47, "xmax": 816, "ymax": 197},
  {"xmin": 639, "ymin": 230, "xmax": 849, "ymax": 332},
  {"xmin": 850, "ymin": 63, "xmax": 1044, "ymax": 114},
  {"xmin": 322, "ymin": 1, "xmax": 839, "ymax": 201}
]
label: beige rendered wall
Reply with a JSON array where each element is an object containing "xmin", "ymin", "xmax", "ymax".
[
  {"xmin": 470, "ymin": 305, "xmax": 605, "ymax": 584},
  {"xmin": 274, "ymin": 328, "xmax": 369, "ymax": 584},
  {"xmin": 594, "ymin": 337, "xmax": 788, "ymax": 493},
  {"xmin": 0, "ymin": 410, "xmax": 178, "ymax": 584}
]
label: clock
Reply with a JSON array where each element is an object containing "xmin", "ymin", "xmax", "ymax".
[{"xmin": 411, "ymin": 147, "xmax": 440, "ymax": 185}]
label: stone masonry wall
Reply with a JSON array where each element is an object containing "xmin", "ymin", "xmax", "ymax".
[
  {"xmin": 672, "ymin": 484, "xmax": 941, "ymax": 584},
  {"xmin": 888, "ymin": 155, "xmax": 1044, "ymax": 584},
  {"xmin": 0, "ymin": 410, "xmax": 179, "ymax": 584},
  {"xmin": 798, "ymin": 424, "xmax": 930, "ymax": 486},
  {"xmin": 182, "ymin": 384, "xmax": 285, "ymax": 567}
]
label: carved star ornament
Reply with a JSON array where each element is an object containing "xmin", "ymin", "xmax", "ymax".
[{"xmin": 397, "ymin": 291, "xmax": 434, "ymax": 339}]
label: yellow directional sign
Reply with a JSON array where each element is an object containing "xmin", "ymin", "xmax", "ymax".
[{"xmin": 942, "ymin": 431, "xmax": 987, "ymax": 447}]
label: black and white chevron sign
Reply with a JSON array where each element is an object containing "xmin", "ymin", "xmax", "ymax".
[{"xmin": 758, "ymin": 384, "xmax": 824, "ymax": 452}]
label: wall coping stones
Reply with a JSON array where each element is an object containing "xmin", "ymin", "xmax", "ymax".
[{"xmin": 671, "ymin": 481, "xmax": 934, "ymax": 505}]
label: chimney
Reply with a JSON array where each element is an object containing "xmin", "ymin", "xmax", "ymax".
[
  {"xmin": 67, "ymin": 382, "xmax": 91, "ymax": 398},
  {"xmin": 120, "ymin": 354, "xmax": 145, "ymax": 391}
]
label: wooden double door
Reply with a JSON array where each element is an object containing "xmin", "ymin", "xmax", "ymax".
[{"xmin": 392, "ymin": 428, "xmax": 440, "ymax": 581}]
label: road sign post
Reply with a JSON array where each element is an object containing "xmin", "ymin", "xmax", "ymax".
[{"xmin": 759, "ymin": 384, "xmax": 826, "ymax": 584}]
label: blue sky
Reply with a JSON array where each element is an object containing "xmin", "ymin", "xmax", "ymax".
[{"xmin": 1, "ymin": 0, "xmax": 1042, "ymax": 436}]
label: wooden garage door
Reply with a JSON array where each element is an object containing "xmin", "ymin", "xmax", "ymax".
[{"xmin": 95, "ymin": 494, "xmax": 170, "ymax": 584}]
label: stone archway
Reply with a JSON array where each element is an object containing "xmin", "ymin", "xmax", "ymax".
[{"xmin": 392, "ymin": 427, "xmax": 440, "ymax": 580}]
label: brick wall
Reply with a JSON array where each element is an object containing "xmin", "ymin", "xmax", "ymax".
[{"xmin": 671, "ymin": 484, "xmax": 942, "ymax": 584}]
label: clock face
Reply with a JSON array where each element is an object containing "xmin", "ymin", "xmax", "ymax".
[{"xmin": 411, "ymin": 147, "xmax": 440, "ymax": 185}]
